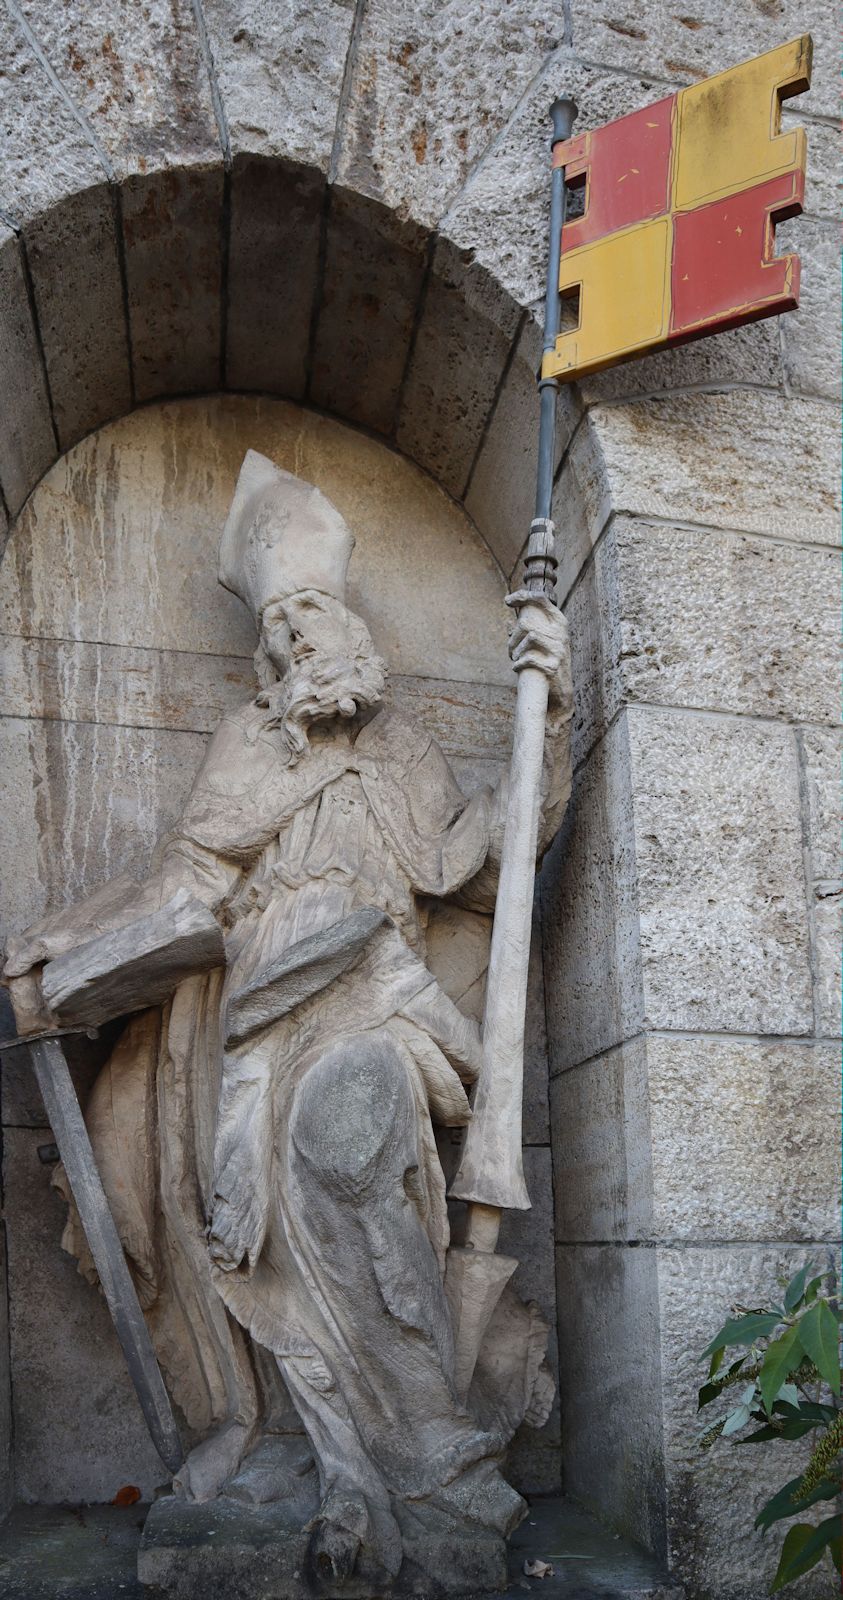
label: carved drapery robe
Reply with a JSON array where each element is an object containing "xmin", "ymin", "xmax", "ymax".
[{"xmin": 57, "ymin": 693, "xmax": 571, "ymax": 1558}]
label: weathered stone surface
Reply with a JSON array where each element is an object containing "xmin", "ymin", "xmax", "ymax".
[
  {"xmin": 202, "ymin": 0, "xmax": 355, "ymax": 170},
  {"xmin": 583, "ymin": 391, "xmax": 840, "ymax": 548},
  {"xmin": 0, "ymin": 396, "xmax": 512, "ymax": 683},
  {"xmin": 647, "ymin": 1036, "xmax": 840, "ymax": 1242},
  {"xmin": 466, "ymin": 318, "xmax": 581, "ymax": 579},
  {"xmin": 500, "ymin": 1147, "xmax": 560, "ymax": 1497},
  {"xmin": 779, "ymin": 216, "xmax": 842, "ymax": 401},
  {"xmin": 550, "ymin": 416, "xmax": 611, "ymax": 601},
  {"xmin": 799, "ymin": 725, "xmax": 842, "ymax": 1038},
  {"xmin": 310, "ymin": 190, "xmax": 428, "ymax": 434},
  {"xmin": 0, "ymin": 232, "xmax": 55, "ymax": 517},
  {"xmin": 552, "ymin": 1034, "xmax": 841, "ymax": 1245},
  {"xmin": 24, "ymin": 183, "xmax": 131, "ymax": 450},
  {"xmin": 0, "ymin": 716, "xmax": 206, "ymax": 936},
  {"xmin": 562, "ymin": 526, "xmax": 621, "ymax": 768},
  {"xmin": 397, "ymin": 242, "xmax": 521, "ymax": 497},
  {"xmin": 551, "ymin": 1038, "xmax": 653, "ymax": 1243},
  {"xmin": 0, "ymin": 1226, "xmax": 11, "ymax": 1517},
  {"xmin": 541, "ymin": 712, "xmax": 643, "ymax": 1073},
  {"xmin": 442, "ymin": 52, "xmax": 671, "ymax": 309},
  {"xmin": 629, "ymin": 709, "xmax": 814, "ymax": 1036},
  {"xmin": 582, "ymin": 317, "xmax": 783, "ymax": 404},
  {"xmin": 567, "ymin": 0, "xmax": 838, "ymax": 119},
  {"xmin": 786, "ymin": 112, "xmax": 840, "ymax": 220},
  {"xmin": 337, "ymin": 0, "xmax": 561, "ymax": 230},
  {"xmin": 3, "ymin": 1127, "xmax": 164, "ymax": 1502},
  {"xmin": 0, "ymin": 6, "xmax": 104, "ymax": 225},
  {"xmin": 17, "ymin": 0, "xmax": 220, "ymax": 178},
  {"xmin": 226, "ymin": 157, "xmax": 322, "ymax": 398},
  {"xmin": 657, "ymin": 1242, "xmax": 840, "ymax": 1600},
  {"xmin": 0, "ymin": 635, "xmax": 516, "ymax": 772},
  {"xmin": 611, "ymin": 517, "xmax": 841, "ymax": 727},
  {"xmin": 555, "ymin": 1243, "xmax": 666, "ymax": 1553},
  {"xmin": 121, "ymin": 166, "xmax": 223, "ymax": 400}
]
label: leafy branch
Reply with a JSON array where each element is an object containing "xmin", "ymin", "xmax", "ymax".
[{"xmin": 696, "ymin": 1263, "xmax": 842, "ymax": 1592}]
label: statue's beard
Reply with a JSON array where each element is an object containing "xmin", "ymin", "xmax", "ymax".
[{"xmin": 254, "ymin": 646, "xmax": 387, "ymax": 764}]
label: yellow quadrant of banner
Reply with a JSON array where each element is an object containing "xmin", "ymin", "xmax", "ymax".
[
  {"xmin": 551, "ymin": 216, "xmax": 672, "ymax": 380},
  {"xmin": 673, "ymin": 35, "xmax": 811, "ymax": 210}
]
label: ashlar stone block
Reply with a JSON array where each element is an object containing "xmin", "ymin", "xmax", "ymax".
[
  {"xmin": 442, "ymin": 51, "xmax": 670, "ymax": 309},
  {"xmin": 778, "ymin": 216, "xmax": 842, "ymax": 402},
  {"xmin": 121, "ymin": 166, "xmax": 223, "ymax": 401},
  {"xmin": 201, "ymin": 0, "xmax": 356, "ymax": 171},
  {"xmin": 550, "ymin": 415, "xmax": 612, "ymax": 601},
  {"xmin": 628, "ymin": 708, "xmax": 814, "ymax": 1036},
  {"xmin": 24, "ymin": 183, "xmax": 131, "ymax": 451},
  {"xmin": 16, "ymin": 0, "xmax": 220, "ymax": 179},
  {"xmin": 540, "ymin": 711, "xmax": 644, "ymax": 1072},
  {"xmin": 226, "ymin": 157, "xmax": 322, "ymax": 399},
  {"xmin": 612, "ymin": 516, "xmax": 841, "ymax": 727},
  {"xmin": 555, "ymin": 1242, "xmax": 666, "ymax": 1554},
  {"xmin": 0, "ymin": 715, "xmax": 207, "ymax": 937},
  {"xmin": 567, "ymin": 0, "xmax": 839, "ymax": 119},
  {"xmin": 584, "ymin": 390, "xmax": 840, "ymax": 548},
  {"xmin": 0, "ymin": 6, "xmax": 104, "ymax": 226},
  {"xmin": 550, "ymin": 1037, "xmax": 653, "ymax": 1244},
  {"xmin": 396, "ymin": 241, "xmax": 521, "ymax": 497},
  {"xmin": 784, "ymin": 112, "xmax": 840, "ymax": 220},
  {"xmin": 799, "ymin": 725, "xmax": 842, "ymax": 1038},
  {"xmin": 647, "ymin": 1036, "xmax": 840, "ymax": 1242},
  {"xmin": 657, "ymin": 1242, "xmax": 840, "ymax": 1600},
  {"xmin": 0, "ymin": 231, "xmax": 55, "ymax": 517},
  {"xmin": 309, "ymin": 190, "xmax": 429, "ymax": 435},
  {"xmin": 466, "ymin": 318, "xmax": 581, "ymax": 580},
  {"xmin": 336, "ymin": 0, "xmax": 562, "ymax": 230}
]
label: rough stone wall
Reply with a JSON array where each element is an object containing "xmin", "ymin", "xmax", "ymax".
[{"xmin": 0, "ymin": 3, "xmax": 838, "ymax": 1595}]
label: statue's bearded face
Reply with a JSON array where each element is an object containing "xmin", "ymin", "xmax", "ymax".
[{"xmin": 254, "ymin": 590, "xmax": 387, "ymax": 762}]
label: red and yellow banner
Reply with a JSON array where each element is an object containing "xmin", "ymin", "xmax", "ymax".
[{"xmin": 542, "ymin": 37, "xmax": 811, "ymax": 383}]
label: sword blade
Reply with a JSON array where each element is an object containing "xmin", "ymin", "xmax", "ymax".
[{"xmin": 28, "ymin": 1037, "xmax": 183, "ymax": 1474}]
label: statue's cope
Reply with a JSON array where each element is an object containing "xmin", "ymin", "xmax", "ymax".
[{"xmin": 542, "ymin": 36, "xmax": 811, "ymax": 382}]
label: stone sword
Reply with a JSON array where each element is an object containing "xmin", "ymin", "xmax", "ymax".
[
  {"xmin": 445, "ymin": 95, "xmax": 578, "ymax": 1400},
  {"xmin": 0, "ymin": 1023, "xmax": 184, "ymax": 1475}
]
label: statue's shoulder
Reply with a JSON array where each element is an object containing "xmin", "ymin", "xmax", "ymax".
[
  {"xmin": 196, "ymin": 698, "xmax": 282, "ymax": 793},
  {"xmin": 355, "ymin": 707, "xmax": 434, "ymax": 769}
]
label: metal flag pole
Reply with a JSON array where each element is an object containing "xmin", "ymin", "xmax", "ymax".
[{"xmin": 446, "ymin": 95, "xmax": 578, "ymax": 1400}]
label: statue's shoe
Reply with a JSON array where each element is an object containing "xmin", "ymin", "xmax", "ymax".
[{"xmin": 224, "ymin": 1432, "xmax": 319, "ymax": 1516}]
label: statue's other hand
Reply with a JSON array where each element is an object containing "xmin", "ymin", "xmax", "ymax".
[
  {"xmin": 207, "ymin": 1187, "xmax": 267, "ymax": 1275},
  {"xmin": 2, "ymin": 931, "xmax": 48, "ymax": 981},
  {"xmin": 506, "ymin": 590, "xmax": 573, "ymax": 711}
]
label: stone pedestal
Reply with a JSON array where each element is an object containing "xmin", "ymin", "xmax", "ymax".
[{"xmin": 138, "ymin": 1496, "xmax": 509, "ymax": 1599}]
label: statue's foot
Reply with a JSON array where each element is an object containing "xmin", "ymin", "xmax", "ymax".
[
  {"xmin": 173, "ymin": 1418, "xmax": 256, "ymax": 1503},
  {"xmin": 225, "ymin": 1432, "xmax": 318, "ymax": 1514},
  {"xmin": 306, "ymin": 1486, "xmax": 402, "ymax": 1588}
]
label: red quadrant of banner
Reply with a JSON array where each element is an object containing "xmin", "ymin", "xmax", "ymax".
[
  {"xmin": 670, "ymin": 169, "xmax": 805, "ymax": 337},
  {"xmin": 559, "ymin": 96, "xmax": 675, "ymax": 252}
]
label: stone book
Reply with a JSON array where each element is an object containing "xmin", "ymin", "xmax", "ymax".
[{"xmin": 41, "ymin": 890, "xmax": 225, "ymax": 1029}]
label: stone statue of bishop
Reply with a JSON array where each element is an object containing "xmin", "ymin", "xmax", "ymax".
[{"xmin": 3, "ymin": 451, "xmax": 573, "ymax": 1590}]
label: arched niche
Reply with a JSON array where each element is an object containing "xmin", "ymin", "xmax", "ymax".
[{"xmin": 0, "ymin": 394, "xmax": 560, "ymax": 1505}]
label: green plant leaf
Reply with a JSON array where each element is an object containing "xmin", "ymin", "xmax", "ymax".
[
  {"xmin": 777, "ymin": 1384, "xmax": 800, "ymax": 1408},
  {"xmin": 783, "ymin": 1263, "xmax": 814, "ymax": 1313},
  {"xmin": 738, "ymin": 1418, "xmax": 819, "ymax": 1443},
  {"xmin": 797, "ymin": 1300, "xmax": 842, "ymax": 1395},
  {"xmin": 755, "ymin": 1475, "xmax": 842, "ymax": 1532},
  {"xmin": 760, "ymin": 1325, "xmax": 802, "ymax": 1415},
  {"xmin": 708, "ymin": 1345, "xmax": 726, "ymax": 1380},
  {"xmin": 771, "ymin": 1518, "xmax": 842, "ymax": 1591},
  {"xmin": 773, "ymin": 1400, "xmax": 837, "ymax": 1425},
  {"xmin": 702, "ymin": 1313, "xmax": 782, "ymax": 1359},
  {"xmin": 722, "ymin": 1403, "xmax": 752, "ymax": 1437}
]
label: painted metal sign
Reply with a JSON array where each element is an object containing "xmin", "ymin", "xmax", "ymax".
[{"xmin": 542, "ymin": 36, "xmax": 811, "ymax": 383}]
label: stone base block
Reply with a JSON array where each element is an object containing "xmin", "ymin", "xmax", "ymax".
[{"xmin": 138, "ymin": 1494, "xmax": 508, "ymax": 1599}]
